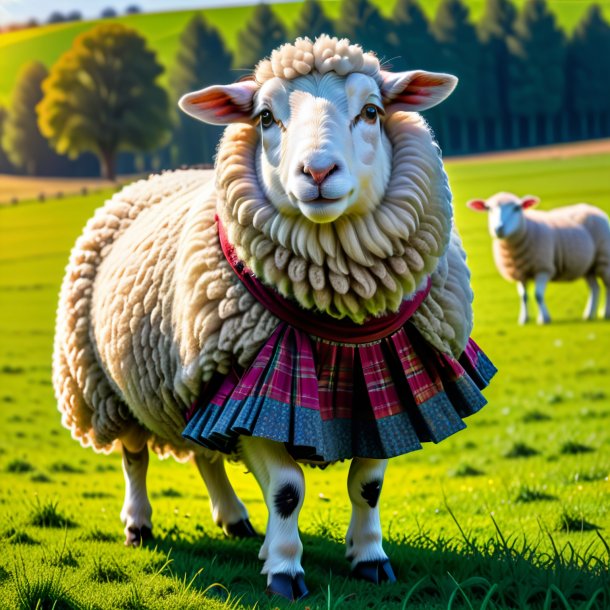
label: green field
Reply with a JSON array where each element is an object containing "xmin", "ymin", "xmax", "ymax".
[
  {"xmin": 1, "ymin": 0, "xmax": 609, "ymax": 106},
  {"xmin": 0, "ymin": 151, "xmax": 609, "ymax": 609}
]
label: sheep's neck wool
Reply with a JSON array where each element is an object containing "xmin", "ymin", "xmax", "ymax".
[
  {"xmin": 215, "ymin": 111, "xmax": 451, "ymax": 324},
  {"xmin": 216, "ymin": 216, "xmax": 431, "ymax": 343}
]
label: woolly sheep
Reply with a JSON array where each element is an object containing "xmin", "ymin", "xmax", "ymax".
[
  {"xmin": 468, "ymin": 192, "xmax": 610, "ymax": 324},
  {"xmin": 54, "ymin": 35, "xmax": 496, "ymax": 600}
]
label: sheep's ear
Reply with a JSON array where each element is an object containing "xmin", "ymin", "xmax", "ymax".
[
  {"xmin": 467, "ymin": 199, "xmax": 488, "ymax": 212},
  {"xmin": 179, "ymin": 80, "xmax": 258, "ymax": 125},
  {"xmin": 520, "ymin": 195, "xmax": 539, "ymax": 209},
  {"xmin": 380, "ymin": 70, "xmax": 458, "ymax": 113}
]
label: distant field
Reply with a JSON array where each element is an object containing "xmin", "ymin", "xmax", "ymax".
[
  {"xmin": 0, "ymin": 148, "xmax": 609, "ymax": 608},
  {"xmin": 0, "ymin": 0, "xmax": 608, "ymax": 106}
]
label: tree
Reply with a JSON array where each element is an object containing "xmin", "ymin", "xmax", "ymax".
[
  {"xmin": 2, "ymin": 62, "xmax": 63, "ymax": 175},
  {"xmin": 477, "ymin": 0, "xmax": 517, "ymax": 148},
  {"xmin": 38, "ymin": 23, "xmax": 171, "ymax": 180},
  {"xmin": 388, "ymin": 0, "xmax": 436, "ymax": 71},
  {"xmin": 47, "ymin": 12, "xmax": 65, "ymax": 23},
  {"xmin": 236, "ymin": 4, "xmax": 288, "ymax": 70},
  {"xmin": 126, "ymin": 5, "xmax": 142, "ymax": 14},
  {"xmin": 101, "ymin": 7, "xmax": 117, "ymax": 18},
  {"xmin": 170, "ymin": 14, "xmax": 233, "ymax": 165},
  {"xmin": 507, "ymin": 0, "xmax": 565, "ymax": 146},
  {"xmin": 335, "ymin": 0, "xmax": 391, "ymax": 60},
  {"xmin": 566, "ymin": 4, "xmax": 610, "ymax": 138},
  {"xmin": 431, "ymin": 0, "xmax": 483, "ymax": 151},
  {"xmin": 292, "ymin": 0, "xmax": 335, "ymax": 40},
  {"xmin": 0, "ymin": 106, "xmax": 15, "ymax": 173}
]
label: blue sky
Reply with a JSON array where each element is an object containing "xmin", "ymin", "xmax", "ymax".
[{"xmin": 0, "ymin": 0, "xmax": 284, "ymax": 26}]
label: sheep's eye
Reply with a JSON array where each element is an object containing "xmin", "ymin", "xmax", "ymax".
[
  {"xmin": 260, "ymin": 109, "xmax": 275, "ymax": 129},
  {"xmin": 361, "ymin": 104, "xmax": 379, "ymax": 124}
]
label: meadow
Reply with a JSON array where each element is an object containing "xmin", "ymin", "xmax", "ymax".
[
  {"xmin": 0, "ymin": 149, "xmax": 609, "ymax": 609},
  {"xmin": 1, "ymin": 0, "xmax": 609, "ymax": 107}
]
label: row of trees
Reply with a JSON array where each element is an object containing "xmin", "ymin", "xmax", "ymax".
[{"xmin": 1, "ymin": 0, "xmax": 609, "ymax": 178}]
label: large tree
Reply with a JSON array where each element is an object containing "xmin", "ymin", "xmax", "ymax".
[
  {"xmin": 507, "ymin": 0, "xmax": 565, "ymax": 145},
  {"xmin": 37, "ymin": 23, "xmax": 171, "ymax": 180},
  {"xmin": 236, "ymin": 4, "xmax": 287, "ymax": 70},
  {"xmin": 292, "ymin": 0, "xmax": 335, "ymax": 40},
  {"xmin": 566, "ymin": 4, "xmax": 610, "ymax": 138},
  {"xmin": 0, "ymin": 106, "xmax": 15, "ymax": 173},
  {"xmin": 170, "ymin": 14, "xmax": 233, "ymax": 165},
  {"xmin": 388, "ymin": 0, "xmax": 437, "ymax": 71},
  {"xmin": 2, "ymin": 61, "xmax": 64, "ymax": 175},
  {"xmin": 335, "ymin": 0, "xmax": 391, "ymax": 59},
  {"xmin": 431, "ymin": 0, "xmax": 483, "ymax": 151},
  {"xmin": 477, "ymin": 0, "xmax": 517, "ymax": 148}
]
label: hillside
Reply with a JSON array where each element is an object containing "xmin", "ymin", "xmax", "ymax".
[{"xmin": 0, "ymin": 0, "xmax": 608, "ymax": 106}]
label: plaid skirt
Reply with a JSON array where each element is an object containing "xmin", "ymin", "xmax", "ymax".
[{"xmin": 182, "ymin": 321, "xmax": 496, "ymax": 462}]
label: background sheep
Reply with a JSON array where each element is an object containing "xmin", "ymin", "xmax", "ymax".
[
  {"xmin": 54, "ymin": 35, "xmax": 495, "ymax": 600},
  {"xmin": 468, "ymin": 192, "xmax": 610, "ymax": 324}
]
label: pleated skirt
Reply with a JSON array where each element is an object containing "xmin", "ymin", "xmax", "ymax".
[{"xmin": 183, "ymin": 321, "xmax": 496, "ymax": 462}]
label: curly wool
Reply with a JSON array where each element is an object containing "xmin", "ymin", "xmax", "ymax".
[
  {"xmin": 216, "ymin": 111, "xmax": 453, "ymax": 325},
  {"xmin": 255, "ymin": 35, "xmax": 381, "ymax": 84},
  {"xmin": 54, "ymin": 170, "xmax": 279, "ymax": 457}
]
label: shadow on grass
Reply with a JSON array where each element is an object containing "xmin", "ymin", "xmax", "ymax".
[{"xmin": 141, "ymin": 516, "xmax": 610, "ymax": 610}]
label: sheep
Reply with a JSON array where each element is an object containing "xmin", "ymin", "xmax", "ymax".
[
  {"xmin": 54, "ymin": 35, "xmax": 496, "ymax": 600},
  {"xmin": 467, "ymin": 192, "xmax": 610, "ymax": 324}
]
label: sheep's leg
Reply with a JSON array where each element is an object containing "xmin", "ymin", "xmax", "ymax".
[
  {"xmin": 583, "ymin": 275, "xmax": 600, "ymax": 320},
  {"xmin": 120, "ymin": 427, "xmax": 153, "ymax": 546},
  {"xmin": 193, "ymin": 453, "xmax": 256, "ymax": 538},
  {"xmin": 517, "ymin": 281, "xmax": 529, "ymax": 324},
  {"xmin": 346, "ymin": 458, "xmax": 396, "ymax": 584},
  {"xmin": 240, "ymin": 437, "xmax": 308, "ymax": 601},
  {"xmin": 603, "ymin": 278, "xmax": 610, "ymax": 320},
  {"xmin": 534, "ymin": 273, "xmax": 551, "ymax": 324}
]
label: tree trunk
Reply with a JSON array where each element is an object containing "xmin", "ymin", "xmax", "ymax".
[{"xmin": 100, "ymin": 149, "xmax": 116, "ymax": 181}]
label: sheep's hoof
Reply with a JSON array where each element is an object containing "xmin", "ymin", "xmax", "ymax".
[
  {"xmin": 351, "ymin": 559, "xmax": 396, "ymax": 584},
  {"xmin": 125, "ymin": 525, "xmax": 153, "ymax": 547},
  {"xmin": 225, "ymin": 519, "xmax": 257, "ymax": 538},
  {"xmin": 266, "ymin": 572, "xmax": 308, "ymax": 601}
]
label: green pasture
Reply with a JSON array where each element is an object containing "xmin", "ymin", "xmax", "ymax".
[
  {"xmin": 1, "ymin": 0, "xmax": 609, "ymax": 106},
  {"xmin": 0, "ymin": 151, "xmax": 609, "ymax": 609}
]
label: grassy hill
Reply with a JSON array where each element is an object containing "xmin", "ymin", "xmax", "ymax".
[
  {"xmin": 0, "ymin": 0, "xmax": 608, "ymax": 106},
  {"xmin": 0, "ymin": 149, "xmax": 609, "ymax": 608}
]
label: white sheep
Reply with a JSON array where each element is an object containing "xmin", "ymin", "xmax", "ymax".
[
  {"xmin": 467, "ymin": 192, "xmax": 610, "ymax": 324},
  {"xmin": 54, "ymin": 35, "xmax": 496, "ymax": 600}
]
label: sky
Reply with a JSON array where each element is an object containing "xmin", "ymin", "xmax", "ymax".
[{"xmin": 0, "ymin": 0, "xmax": 283, "ymax": 26}]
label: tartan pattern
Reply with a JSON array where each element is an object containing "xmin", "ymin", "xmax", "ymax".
[{"xmin": 183, "ymin": 321, "xmax": 497, "ymax": 461}]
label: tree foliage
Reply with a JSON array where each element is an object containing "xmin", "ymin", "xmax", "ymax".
[
  {"xmin": 2, "ymin": 62, "xmax": 62, "ymax": 175},
  {"xmin": 0, "ymin": 106, "xmax": 15, "ymax": 173},
  {"xmin": 236, "ymin": 4, "xmax": 288, "ymax": 70},
  {"xmin": 292, "ymin": 0, "xmax": 335, "ymax": 40},
  {"xmin": 508, "ymin": 0, "xmax": 565, "ymax": 116},
  {"xmin": 170, "ymin": 14, "xmax": 233, "ymax": 165},
  {"xmin": 389, "ymin": 0, "xmax": 437, "ymax": 71},
  {"xmin": 432, "ymin": 0, "xmax": 482, "ymax": 118},
  {"xmin": 566, "ymin": 4, "xmax": 610, "ymax": 114},
  {"xmin": 336, "ymin": 0, "xmax": 391, "ymax": 60},
  {"xmin": 37, "ymin": 23, "xmax": 171, "ymax": 180},
  {"xmin": 477, "ymin": 0, "xmax": 517, "ymax": 119}
]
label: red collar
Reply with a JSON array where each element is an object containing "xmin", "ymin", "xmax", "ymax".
[{"xmin": 217, "ymin": 217, "xmax": 430, "ymax": 344}]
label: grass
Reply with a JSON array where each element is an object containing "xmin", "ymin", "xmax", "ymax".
[
  {"xmin": 0, "ymin": 150, "xmax": 609, "ymax": 607},
  {"xmin": 0, "ymin": 1, "xmax": 608, "ymax": 106}
]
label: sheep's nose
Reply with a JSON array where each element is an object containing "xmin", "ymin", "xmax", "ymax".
[
  {"xmin": 495, "ymin": 226, "xmax": 505, "ymax": 238},
  {"xmin": 304, "ymin": 163, "xmax": 337, "ymax": 186}
]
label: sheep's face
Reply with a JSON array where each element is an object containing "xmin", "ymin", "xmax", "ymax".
[
  {"xmin": 180, "ymin": 63, "xmax": 457, "ymax": 225},
  {"xmin": 253, "ymin": 72, "xmax": 390, "ymax": 223},
  {"xmin": 468, "ymin": 193, "xmax": 540, "ymax": 239}
]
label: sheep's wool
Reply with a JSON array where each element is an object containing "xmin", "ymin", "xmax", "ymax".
[
  {"xmin": 216, "ymin": 112, "xmax": 452, "ymax": 325},
  {"xmin": 255, "ymin": 35, "xmax": 381, "ymax": 84}
]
